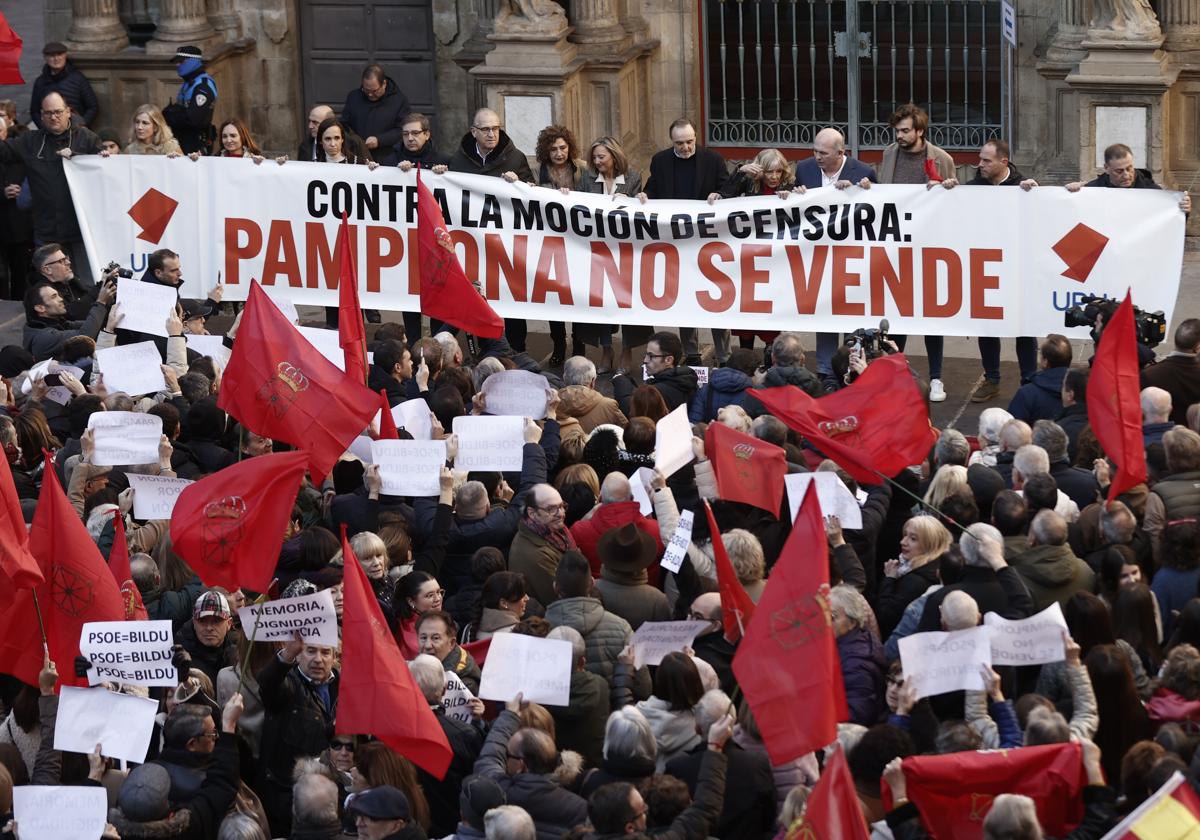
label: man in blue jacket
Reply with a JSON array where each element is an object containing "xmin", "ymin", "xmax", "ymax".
[
  {"xmin": 1007, "ymin": 334, "xmax": 1073, "ymax": 424},
  {"xmin": 796, "ymin": 128, "xmax": 878, "ymax": 379},
  {"xmin": 341, "ymin": 65, "xmax": 410, "ymax": 167}
]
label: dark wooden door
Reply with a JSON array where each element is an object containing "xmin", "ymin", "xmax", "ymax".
[{"xmin": 298, "ymin": 0, "xmax": 437, "ymax": 128}]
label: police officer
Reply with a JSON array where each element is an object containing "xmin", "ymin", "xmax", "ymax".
[{"xmin": 163, "ymin": 46, "xmax": 217, "ymax": 155}]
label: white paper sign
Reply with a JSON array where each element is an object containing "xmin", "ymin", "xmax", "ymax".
[
  {"xmin": 694, "ymin": 366, "xmax": 709, "ymax": 386},
  {"xmin": 238, "ymin": 589, "xmax": 339, "ymax": 647},
  {"xmin": 629, "ymin": 466, "xmax": 655, "ymax": 516},
  {"xmin": 453, "ymin": 415, "xmax": 525, "ymax": 471},
  {"xmin": 660, "ymin": 509, "xmax": 694, "ymax": 574},
  {"xmin": 265, "ymin": 292, "xmax": 300, "ymax": 324},
  {"xmin": 631, "ymin": 619, "xmax": 710, "ymax": 668},
  {"xmin": 654, "ymin": 404, "xmax": 694, "ymax": 478},
  {"xmin": 185, "ymin": 333, "xmax": 230, "ymax": 367},
  {"xmin": 87, "ymin": 411, "xmax": 163, "ymax": 466},
  {"xmin": 899, "ymin": 626, "xmax": 993, "ymax": 699},
  {"xmin": 480, "ymin": 370, "xmax": 550, "ymax": 419},
  {"xmin": 984, "ymin": 602, "xmax": 1069, "ymax": 666},
  {"xmin": 54, "ymin": 685, "xmax": 158, "ymax": 763},
  {"xmin": 116, "ymin": 277, "xmax": 178, "ymax": 337},
  {"xmin": 478, "ymin": 632, "xmax": 573, "ymax": 706},
  {"xmin": 297, "ymin": 326, "xmax": 346, "ymax": 371},
  {"xmin": 784, "ymin": 472, "xmax": 863, "ymax": 529},
  {"xmin": 395, "ymin": 399, "xmax": 433, "ymax": 440},
  {"xmin": 127, "ymin": 473, "xmax": 194, "ymax": 519},
  {"xmin": 442, "ymin": 671, "xmax": 477, "ymax": 724},
  {"xmin": 348, "ymin": 435, "xmax": 374, "ymax": 463},
  {"xmin": 373, "ymin": 438, "xmax": 446, "ymax": 497},
  {"xmin": 80, "ymin": 620, "xmax": 176, "ymax": 687},
  {"xmin": 14, "ymin": 786, "xmax": 108, "ymax": 840},
  {"xmin": 95, "ymin": 341, "xmax": 168, "ymax": 396}
]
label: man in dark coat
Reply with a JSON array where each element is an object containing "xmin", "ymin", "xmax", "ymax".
[
  {"xmin": 257, "ymin": 633, "xmax": 340, "ymax": 836},
  {"xmin": 1008, "ymin": 335, "xmax": 1073, "ymax": 424},
  {"xmin": 22, "ymin": 277, "xmax": 112, "ymax": 361},
  {"xmin": 30, "ymin": 43, "xmax": 99, "ymax": 129},
  {"xmin": 1143, "ymin": 319, "xmax": 1200, "ymax": 427},
  {"xmin": 1033, "ymin": 419, "xmax": 1100, "ymax": 510},
  {"xmin": 340, "ymin": 65, "xmax": 410, "ymax": 167},
  {"xmin": 369, "ymin": 339, "xmax": 412, "ymax": 407},
  {"xmin": 1067, "ymin": 141, "xmax": 1192, "ymax": 215},
  {"xmin": 918, "ymin": 523, "xmax": 1034, "ymax": 631},
  {"xmin": 395, "ymin": 112, "xmax": 451, "ymax": 168},
  {"xmin": 612, "ymin": 330, "xmax": 698, "ymax": 416},
  {"xmin": 1056, "ymin": 368, "xmax": 1090, "ymax": 464},
  {"xmin": 640, "ymin": 117, "xmax": 730, "ymax": 365},
  {"xmin": 177, "ymin": 590, "xmax": 239, "ymax": 687},
  {"xmin": 297, "ymin": 104, "xmax": 334, "ymax": 162}
]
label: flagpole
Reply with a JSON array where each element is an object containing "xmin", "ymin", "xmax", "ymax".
[
  {"xmin": 30, "ymin": 590, "xmax": 47, "ymax": 648},
  {"xmin": 871, "ymin": 469, "xmax": 967, "ymax": 536},
  {"xmin": 236, "ymin": 579, "xmax": 275, "ymax": 696}
]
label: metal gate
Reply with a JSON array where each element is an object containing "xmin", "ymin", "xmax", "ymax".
[{"xmin": 701, "ymin": 0, "xmax": 1007, "ymax": 153}]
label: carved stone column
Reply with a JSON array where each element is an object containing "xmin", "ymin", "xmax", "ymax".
[
  {"xmin": 206, "ymin": 0, "xmax": 242, "ymax": 38},
  {"xmin": 65, "ymin": 0, "xmax": 130, "ymax": 53},
  {"xmin": 570, "ymin": 0, "xmax": 627, "ymax": 48},
  {"xmin": 1161, "ymin": 0, "xmax": 1200, "ymax": 50},
  {"xmin": 147, "ymin": 0, "xmax": 218, "ymax": 54},
  {"xmin": 1046, "ymin": 0, "xmax": 1089, "ymax": 60}
]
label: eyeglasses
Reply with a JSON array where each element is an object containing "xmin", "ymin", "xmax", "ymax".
[
  {"xmin": 401, "ymin": 129, "xmax": 427, "ymax": 137},
  {"xmin": 41, "ymin": 108, "xmax": 68, "ymax": 118},
  {"xmin": 198, "ymin": 730, "xmax": 219, "ymax": 741},
  {"xmin": 537, "ymin": 503, "xmax": 567, "ymax": 514},
  {"xmin": 422, "ymin": 589, "xmax": 447, "ymax": 599},
  {"xmin": 330, "ymin": 741, "xmax": 354, "ymax": 750},
  {"xmin": 473, "ymin": 125, "xmax": 500, "ymax": 135},
  {"xmin": 687, "ymin": 610, "xmax": 712, "ymax": 621},
  {"xmin": 43, "ymin": 256, "xmax": 70, "ymax": 267}
]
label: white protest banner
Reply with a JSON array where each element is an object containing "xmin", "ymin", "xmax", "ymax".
[
  {"xmin": 784, "ymin": 472, "xmax": 863, "ymax": 529},
  {"xmin": 13, "ymin": 786, "xmax": 108, "ymax": 840},
  {"xmin": 660, "ymin": 509, "xmax": 694, "ymax": 574},
  {"xmin": 631, "ymin": 619, "xmax": 711, "ymax": 668},
  {"xmin": 629, "ymin": 466, "xmax": 655, "ymax": 516},
  {"xmin": 86, "ymin": 411, "xmax": 163, "ymax": 465},
  {"xmin": 899, "ymin": 626, "xmax": 993, "ymax": 699},
  {"xmin": 95, "ymin": 341, "xmax": 167, "ymax": 396},
  {"xmin": 442, "ymin": 671, "xmax": 477, "ymax": 724},
  {"xmin": 654, "ymin": 404, "xmax": 694, "ymax": 478},
  {"xmin": 297, "ymin": 325, "xmax": 346, "ymax": 371},
  {"xmin": 480, "ymin": 370, "xmax": 550, "ymax": 419},
  {"xmin": 984, "ymin": 602, "xmax": 1069, "ymax": 666},
  {"xmin": 238, "ymin": 589, "xmax": 339, "ymax": 647},
  {"xmin": 80, "ymin": 620, "xmax": 175, "ymax": 687},
  {"xmin": 127, "ymin": 473, "xmax": 193, "ymax": 519},
  {"xmin": 116, "ymin": 277, "xmax": 178, "ymax": 337},
  {"xmin": 453, "ymin": 415, "xmax": 524, "ymax": 471},
  {"xmin": 373, "ymin": 438, "xmax": 446, "ymax": 497},
  {"xmin": 185, "ymin": 333, "xmax": 230, "ymax": 366},
  {"xmin": 67, "ymin": 156, "xmax": 1184, "ymax": 337},
  {"xmin": 478, "ymin": 632, "xmax": 572, "ymax": 706},
  {"xmin": 395, "ymin": 399, "xmax": 433, "ymax": 440},
  {"xmin": 54, "ymin": 685, "xmax": 158, "ymax": 763}
]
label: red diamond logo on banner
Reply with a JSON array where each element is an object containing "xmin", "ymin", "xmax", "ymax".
[
  {"xmin": 1052, "ymin": 222, "xmax": 1109, "ymax": 284},
  {"xmin": 127, "ymin": 188, "xmax": 179, "ymax": 244}
]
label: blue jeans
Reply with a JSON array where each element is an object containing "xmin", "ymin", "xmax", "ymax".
[{"xmin": 891, "ymin": 335, "xmax": 944, "ymax": 380}]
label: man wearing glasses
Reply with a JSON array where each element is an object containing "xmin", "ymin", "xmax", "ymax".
[
  {"xmin": 341, "ymin": 64, "xmax": 410, "ymax": 167},
  {"xmin": 394, "ymin": 112, "xmax": 450, "ymax": 169},
  {"xmin": 509, "ymin": 482, "xmax": 573, "ymax": 606},
  {"xmin": 0, "ymin": 92, "xmax": 101, "ymax": 284},
  {"xmin": 613, "ymin": 330, "xmax": 699, "ymax": 416}
]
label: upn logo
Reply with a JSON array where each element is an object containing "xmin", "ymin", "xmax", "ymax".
[
  {"xmin": 127, "ymin": 187, "xmax": 179, "ymax": 244},
  {"xmin": 1050, "ymin": 223, "xmax": 1110, "ymax": 313}
]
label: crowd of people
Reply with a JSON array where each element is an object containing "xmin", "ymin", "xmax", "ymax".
[{"xmin": 0, "ymin": 37, "xmax": 1198, "ymax": 840}]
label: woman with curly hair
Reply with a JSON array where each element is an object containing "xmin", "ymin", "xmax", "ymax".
[
  {"xmin": 124, "ymin": 104, "xmax": 181, "ymax": 156},
  {"xmin": 535, "ymin": 124, "xmax": 587, "ymax": 191},
  {"xmin": 720, "ymin": 148, "xmax": 798, "ymax": 198}
]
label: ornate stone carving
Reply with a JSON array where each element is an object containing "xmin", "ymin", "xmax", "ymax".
[
  {"xmin": 494, "ymin": 0, "xmax": 568, "ymax": 36},
  {"xmin": 1088, "ymin": 0, "xmax": 1163, "ymax": 43}
]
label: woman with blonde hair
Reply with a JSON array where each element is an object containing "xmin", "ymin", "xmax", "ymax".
[
  {"xmin": 877, "ymin": 514, "xmax": 953, "ymax": 637},
  {"xmin": 923, "ymin": 464, "xmax": 969, "ymax": 511},
  {"xmin": 721, "ymin": 148, "xmax": 798, "ymax": 197},
  {"xmin": 124, "ymin": 104, "xmax": 181, "ymax": 155}
]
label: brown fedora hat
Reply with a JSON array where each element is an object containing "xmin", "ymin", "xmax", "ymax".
[{"xmin": 596, "ymin": 522, "xmax": 658, "ymax": 572}]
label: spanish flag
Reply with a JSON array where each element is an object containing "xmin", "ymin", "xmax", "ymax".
[{"xmin": 1102, "ymin": 772, "xmax": 1200, "ymax": 839}]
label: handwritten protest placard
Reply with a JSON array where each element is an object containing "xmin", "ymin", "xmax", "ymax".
[
  {"xmin": 453, "ymin": 415, "xmax": 524, "ymax": 471},
  {"xmin": 631, "ymin": 620, "xmax": 711, "ymax": 668},
  {"xmin": 984, "ymin": 603, "xmax": 1069, "ymax": 666},
  {"xmin": 14, "ymin": 786, "xmax": 108, "ymax": 840},
  {"xmin": 87, "ymin": 411, "xmax": 163, "ymax": 465},
  {"xmin": 629, "ymin": 467, "xmax": 655, "ymax": 516},
  {"xmin": 296, "ymin": 326, "xmax": 345, "ymax": 371},
  {"xmin": 54, "ymin": 685, "xmax": 158, "ymax": 763},
  {"xmin": 127, "ymin": 473, "xmax": 193, "ymax": 519},
  {"xmin": 373, "ymin": 439, "xmax": 446, "ymax": 497},
  {"xmin": 898, "ymin": 626, "xmax": 993, "ymax": 699},
  {"xmin": 654, "ymin": 404, "xmax": 693, "ymax": 478},
  {"xmin": 784, "ymin": 472, "xmax": 863, "ymax": 529},
  {"xmin": 79, "ymin": 620, "xmax": 176, "ymax": 687},
  {"xmin": 95, "ymin": 341, "xmax": 168, "ymax": 396},
  {"xmin": 442, "ymin": 671, "xmax": 477, "ymax": 724},
  {"xmin": 239, "ymin": 590, "xmax": 339, "ymax": 647},
  {"xmin": 117, "ymin": 277, "xmax": 178, "ymax": 337},
  {"xmin": 660, "ymin": 509, "xmax": 694, "ymax": 574},
  {"xmin": 480, "ymin": 370, "xmax": 550, "ymax": 419},
  {"xmin": 478, "ymin": 633, "xmax": 572, "ymax": 706}
]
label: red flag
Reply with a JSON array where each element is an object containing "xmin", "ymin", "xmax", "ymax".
[
  {"xmin": 704, "ymin": 501, "xmax": 755, "ymax": 643},
  {"xmin": 0, "ymin": 454, "xmax": 124, "ymax": 687},
  {"xmin": 705, "ymin": 422, "xmax": 787, "ymax": 513},
  {"xmin": 376, "ymin": 390, "xmax": 399, "ymax": 440},
  {"xmin": 336, "ymin": 213, "xmax": 369, "ymax": 386},
  {"xmin": 1104, "ymin": 771, "xmax": 1200, "ymax": 838},
  {"xmin": 416, "ymin": 169, "xmax": 504, "ymax": 338},
  {"xmin": 338, "ymin": 528, "xmax": 453, "ymax": 779},
  {"xmin": 0, "ymin": 452, "xmax": 42, "ymax": 594},
  {"xmin": 0, "ymin": 13, "xmax": 23, "ymax": 85},
  {"xmin": 463, "ymin": 637, "xmax": 491, "ymax": 667},
  {"xmin": 795, "ymin": 748, "xmax": 869, "ymax": 840},
  {"xmin": 219, "ymin": 280, "xmax": 379, "ymax": 484},
  {"xmin": 881, "ymin": 743, "xmax": 1086, "ymax": 839},
  {"xmin": 109, "ymin": 516, "xmax": 148, "ymax": 621},
  {"xmin": 1088, "ymin": 291, "xmax": 1148, "ymax": 502},
  {"xmin": 170, "ymin": 451, "xmax": 308, "ymax": 593},
  {"xmin": 733, "ymin": 481, "xmax": 846, "ymax": 764},
  {"xmin": 751, "ymin": 354, "xmax": 937, "ymax": 485}
]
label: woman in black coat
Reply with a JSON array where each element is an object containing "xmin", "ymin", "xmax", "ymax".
[{"xmin": 877, "ymin": 514, "xmax": 953, "ymax": 638}]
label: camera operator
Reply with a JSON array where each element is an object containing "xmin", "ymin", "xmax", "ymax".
[
  {"xmin": 823, "ymin": 331, "xmax": 900, "ymax": 392},
  {"xmin": 1074, "ymin": 298, "xmax": 1159, "ymax": 370},
  {"xmin": 32, "ymin": 242, "xmax": 103, "ymax": 320}
]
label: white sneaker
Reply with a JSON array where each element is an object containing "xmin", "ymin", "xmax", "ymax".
[{"xmin": 930, "ymin": 379, "xmax": 947, "ymax": 402}]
